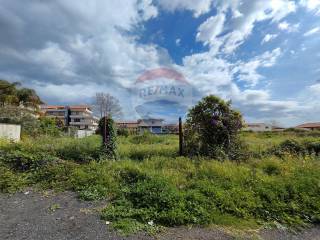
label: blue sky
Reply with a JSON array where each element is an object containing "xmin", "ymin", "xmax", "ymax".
[{"xmin": 0, "ymin": 0, "xmax": 320, "ymax": 126}]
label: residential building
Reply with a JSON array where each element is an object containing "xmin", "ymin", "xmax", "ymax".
[
  {"xmin": 272, "ymin": 126, "xmax": 286, "ymax": 131},
  {"xmin": 116, "ymin": 120, "xmax": 139, "ymax": 133},
  {"xmin": 162, "ymin": 123, "xmax": 179, "ymax": 134},
  {"xmin": 40, "ymin": 105, "xmax": 68, "ymax": 124},
  {"xmin": 295, "ymin": 122, "xmax": 320, "ymax": 131},
  {"xmin": 116, "ymin": 118, "xmax": 165, "ymax": 134},
  {"xmin": 41, "ymin": 105, "xmax": 98, "ymax": 130},
  {"xmin": 137, "ymin": 119, "xmax": 164, "ymax": 134},
  {"xmin": 69, "ymin": 106, "xmax": 99, "ymax": 130},
  {"xmin": 243, "ymin": 123, "xmax": 272, "ymax": 132}
]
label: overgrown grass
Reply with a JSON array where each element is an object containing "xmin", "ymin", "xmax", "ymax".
[{"xmin": 0, "ymin": 131, "xmax": 320, "ymax": 234}]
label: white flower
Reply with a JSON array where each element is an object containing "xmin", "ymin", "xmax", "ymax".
[
  {"xmin": 105, "ymin": 221, "xmax": 110, "ymax": 225},
  {"xmin": 147, "ymin": 220, "xmax": 154, "ymax": 226}
]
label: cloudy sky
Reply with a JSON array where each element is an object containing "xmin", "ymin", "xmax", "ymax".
[{"xmin": 1, "ymin": 0, "xmax": 320, "ymax": 126}]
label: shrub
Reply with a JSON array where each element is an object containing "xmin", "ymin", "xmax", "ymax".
[
  {"xmin": 98, "ymin": 117, "xmax": 117, "ymax": 159},
  {"xmin": 38, "ymin": 117, "xmax": 63, "ymax": 136},
  {"xmin": 0, "ymin": 149, "xmax": 58, "ymax": 171},
  {"xmin": 271, "ymin": 139, "xmax": 306, "ymax": 157},
  {"xmin": 260, "ymin": 160, "xmax": 281, "ymax": 175},
  {"xmin": 183, "ymin": 95, "xmax": 243, "ymax": 160},
  {"xmin": 117, "ymin": 127, "xmax": 129, "ymax": 137},
  {"xmin": 305, "ymin": 141, "xmax": 320, "ymax": 155},
  {"xmin": 0, "ymin": 165, "xmax": 28, "ymax": 192}
]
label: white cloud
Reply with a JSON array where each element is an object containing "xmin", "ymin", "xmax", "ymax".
[
  {"xmin": 300, "ymin": 0, "xmax": 320, "ymax": 15},
  {"xmin": 261, "ymin": 34, "xmax": 278, "ymax": 44},
  {"xmin": 196, "ymin": 14, "xmax": 226, "ymax": 45},
  {"xmin": 233, "ymin": 48, "xmax": 282, "ymax": 86},
  {"xmin": 157, "ymin": 0, "xmax": 213, "ymax": 17},
  {"xmin": 196, "ymin": 0, "xmax": 297, "ymax": 54},
  {"xmin": 303, "ymin": 27, "xmax": 320, "ymax": 36},
  {"xmin": 278, "ymin": 21, "xmax": 300, "ymax": 32},
  {"xmin": 28, "ymin": 42, "xmax": 75, "ymax": 77},
  {"xmin": 138, "ymin": 0, "xmax": 158, "ymax": 20},
  {"xmin": 0, "ymin": 0, "xmax": 318, "ymax": 126},
  {"xmin": 308, "ymin": 83, "xmax": 320, "ymax": 93}
]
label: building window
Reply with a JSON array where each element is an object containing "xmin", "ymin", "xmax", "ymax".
[{"xmin": 74, "ymin": 118, "xmax": 81, "ymax": 122}]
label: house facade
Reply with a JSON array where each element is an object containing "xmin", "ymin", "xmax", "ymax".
[
  {"xmin": 116, "ymin": 121, "xmax": 139, "ymax": 133},
  {"xmin": 116, "ymin": 118, "xmax": 164, "ymax": 134},
  {"xmin": 137, "ymin": 119, "xmax": 164, "ymax": 134},
  {"xmin": 41, "ymin": 105, "xmax": 98, "ymax": 130}
]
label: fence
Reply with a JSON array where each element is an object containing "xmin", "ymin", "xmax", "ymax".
[{"xmin": 0, "ymin": 123, "xmax": 21, "ymax": 142}]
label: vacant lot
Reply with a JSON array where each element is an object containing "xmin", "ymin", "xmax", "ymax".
[{"xmin": 1, "ymin": 131, "xmax": 320, "ymax": 238}]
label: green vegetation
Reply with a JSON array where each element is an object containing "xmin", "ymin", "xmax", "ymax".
[
  {"xmin": 98, "ymin": 116, "xmax": 117, "ymax": 160},
  {"xmin": 0, "ymin": 79, "xmax": 42, "ymax": 108},
  {"xmin": 0, "ymin": 131, "xmax": 319, "ymax": 235},
  {"xmin": 184, "ymin": 95, "xmax": 244, "ymax": 160}
]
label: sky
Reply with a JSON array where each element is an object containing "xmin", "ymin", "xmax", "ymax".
[{"xmin": 0, "ymin": 0, "xmax": 320, "ymax": 126}]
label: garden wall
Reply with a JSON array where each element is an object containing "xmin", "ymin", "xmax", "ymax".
[
  {"xmin": 0, "ymin": 123, "xmax": 21, "ymax": 141},
  {"xmin": 75, "ymin": 129, "xmax": 95, "ymax": 138}
]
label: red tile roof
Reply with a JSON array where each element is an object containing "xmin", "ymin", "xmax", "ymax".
[
  {"xmin": 69, "ymin": 105, "xmax": 91, "ymax": 110},
  {"xmin": 295, "ymin": 122, "xmax": 320, "ymax": 128},
  {"xmin": 41, "ymin": 105, "xmax": 65, "ymax": 109}
]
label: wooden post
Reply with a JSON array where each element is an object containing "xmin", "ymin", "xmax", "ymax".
[{"xmin": 179, "ymin": 117, "xmax": 183, "ymax": 156}]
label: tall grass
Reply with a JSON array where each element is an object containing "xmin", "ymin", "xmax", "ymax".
[{"xmin": 0, "ymin": 131, "xmax": 320, "ymax": 234}]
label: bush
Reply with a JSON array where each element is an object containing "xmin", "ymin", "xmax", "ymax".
[
  {"xmin": 0, "ymin": 165, "xmax": 28, "ymax": 192},
  {"xmin": 0, "ymin": 150, "xmax": 58, "ymax": 171},
  {"xmin": 305, "ymin": 141, "xmax": 320, "ymax": 155},
  {"xmin": 98, "ymin": 117, "xmax": 117, "ymax": 159},
  {"xmin": 117, "ymin": 128, "xmax": 129, "ymax": 137},
  {"xmin": 183, "ymin": 95, "xmax": 243, "ymax": 160}
]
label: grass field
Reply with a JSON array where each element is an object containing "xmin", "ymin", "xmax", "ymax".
[{"xmin": 0, "ymin": 131, "xmax": 320, "ymax": 234}]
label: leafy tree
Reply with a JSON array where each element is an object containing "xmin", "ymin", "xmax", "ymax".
[
  {"xmin": 98, "ymin": 116, "xmax": 117, "ymax": 160},
  {"xmin": 183, "ymin": 95, "xmax": 244, "ymax": 159},
  {"xmin": 0, "ymin": 79, "xmax": 42, "ymax": 108},
  {"xmin": 39, "ymin": 117, "xmax": 62, "ymax": 136}
]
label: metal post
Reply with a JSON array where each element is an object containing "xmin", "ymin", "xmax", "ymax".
[{"xmin": 179, "ymin": 117, "xmax": 183, "ymax": 156}]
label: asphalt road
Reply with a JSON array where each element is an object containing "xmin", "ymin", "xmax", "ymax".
[{"xmin": 0, "ymin": 190, "xmax": 319, "ymax": 240}]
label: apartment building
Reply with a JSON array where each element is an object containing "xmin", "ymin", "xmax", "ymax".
[
  {"xmin": 41, "ymin": 105, "xmax": 98, "ymax": 130},
  {"xmin": 116, "ymin": 119, "xmax": 165, "ymax": 134}
]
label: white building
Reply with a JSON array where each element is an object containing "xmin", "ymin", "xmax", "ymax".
[
  {"xmin": 138, "ymin": 119, "xmax": 164, "ymax": 134},
  {"xmin": 41, "ymin": 105, "xmax": 98, "ymax": 130},
  {"xmin": 244, "ymin": 123, "xmax": 272, "ymax": 132}
]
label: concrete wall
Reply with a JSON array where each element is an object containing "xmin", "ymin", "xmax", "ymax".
[
  {"xmin": 244, "ymin": 124, "xmax": 272, "ymax": 132},
  {"xmin": 75, "ymin": 129, "xmax": 95, "ymax": 138},
  {"xmin": 0, "ymin": 123, "xmax": 21, "ymax": 141}
]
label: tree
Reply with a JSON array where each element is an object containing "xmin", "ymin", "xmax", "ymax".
[
  {"xmin": 0, "ymin": 79, "xmax": 42, "ymax": 108},
  {"xmin": 17, "ymin": 88, "xmax": 42, "ymax": 108},
  {"xmin": 95, "ymin": 92, "xmax": 122, "ymax": 118},
  {"xmin": 183, "ymin": 95, "xmax": 244, "ymax": 159}
]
